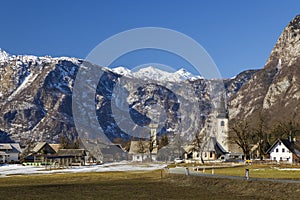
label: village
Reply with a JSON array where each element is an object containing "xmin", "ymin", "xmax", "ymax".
[{"xmin": 1, "ymin": 97, "xmax": 300, "ymax": 169}]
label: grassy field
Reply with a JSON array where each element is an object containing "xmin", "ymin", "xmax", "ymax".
[
  {"xmin": 1, "ymin": 168, "xmax": 300, "ymax": 199},
  {"xmin": 210, "ymin": 164, "xmax": 300, "ymax": 179}
]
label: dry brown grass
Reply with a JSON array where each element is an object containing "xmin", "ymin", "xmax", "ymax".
[{"xmin": 0, "ymin": 170, "xmax": 300, "ymax": 199}]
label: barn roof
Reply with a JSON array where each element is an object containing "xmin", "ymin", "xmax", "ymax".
[
  {"xmin": 49, "ymin": 144, "xmax": 61, "ymax": 153},
  {"xmin": 32, "ymin": 142, "xmax": 48, "ymax": 153},
  {"xmin": 57, "ymin": 149, "xmax": 86, "ymax": 157}
]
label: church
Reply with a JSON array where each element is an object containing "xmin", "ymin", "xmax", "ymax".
[{"xmin": 186, "ymin": 95, "xmax": 243, "ymax": 162}]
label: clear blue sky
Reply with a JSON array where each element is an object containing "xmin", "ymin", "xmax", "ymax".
[{"xmin": 0, "ymin": 0, "xmax": 299, "ymax": 77}]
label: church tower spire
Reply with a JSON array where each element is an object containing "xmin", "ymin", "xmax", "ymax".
[{"xmin": 217, "ymin": 95, "xmax": 228, "ymax": 119}]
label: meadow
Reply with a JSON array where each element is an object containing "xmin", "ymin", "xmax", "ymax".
[{"xmin": 1, "ymin": 166, "xmax": 300, "ymax": 199}]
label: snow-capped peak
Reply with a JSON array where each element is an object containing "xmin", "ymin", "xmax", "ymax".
[
  {"xmin": 111, "ymin": 65, "xmax": 201, "ymax": 82},
  {"xmin": 132, "ymin": 66, "xmax": 171, "ymax": 81},
  {"xmin": 174, "ymin": 68, "xmax": 194, "ymax": 79},
  {"xmin": 134, "ymin": 66, "xmax": 200, "ymax": 82},
  {"xmin": 112, "ymin": 66, "xmax": 132, "ymax": 76},
  {"xmin": 0, "ymin": 49, "xmax": 9, "ymax": 62}
]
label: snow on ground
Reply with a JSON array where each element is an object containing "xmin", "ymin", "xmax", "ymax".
[
  {"xmin": 0, "ymin": 162, "xmax": 167, "ymax": 177},
  {"xmin": 274, "ymin": 167, "xmax": 300, "ymax": 171}
]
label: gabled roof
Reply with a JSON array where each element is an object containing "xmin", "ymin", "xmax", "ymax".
[
  {"xmin": 0, "ymin": 143, "xmax": 21, "ymax": 153},
  {"xmin": 0, "ymin": 144, "xmax": 13, "ymax": 150},
  {"xmin": 49, "ymin": 144, "xmax": 61, "ymax": 153},
  {"xmin": 267, "ymin": 139, "xmax": 300, "ymax": 158},
  {"xmin": 32, "ymin": 142, "xmax": 48, "ymax": 153},
  {"xmin": 32, "ymin": 142, "xmax": 56, "ymax": 154},
  {"xmin": 0, "ymin": 143, "xmax": 12, "ymax": 150},
  {"xmin": 57, "ymin": 149, "xmax": 86, "ymax": 157},
  {"xmin": 203, "ymin": 137, "xmax": 227, "ymax": 154}
]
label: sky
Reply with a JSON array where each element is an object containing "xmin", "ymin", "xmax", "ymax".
[{"xmin": 0, "ymin": 0, "xmax": 299, "ymax": 78}]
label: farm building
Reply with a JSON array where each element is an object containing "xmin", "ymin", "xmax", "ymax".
[
  {"xmin": 47, "ymin": 149, "xmax": 87, "ymax": 166},
  {"xmin": 0, "ymin": 143, "xmax": 22, "ymax": 163},
  {"xmin": 267, "ymin": 138, "xmax": 300, "ymax": 163},
  {"xmin": 24, "ymin": 142, "xmax": 56, "ymax": 163},
  {"xmin": 129, "ymin": 141, "xmax": 157, "ymax": 162}
]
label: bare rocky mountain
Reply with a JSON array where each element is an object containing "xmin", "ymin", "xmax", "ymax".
[
  {"xmin": 0, "ymin": 50, "xmax": 254, "ymax": 146},
  {"xmin": 229, "ymin": 15, "xmax": 300, "ymax": 127}
]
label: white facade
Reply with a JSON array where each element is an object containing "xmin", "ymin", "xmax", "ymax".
[
  {"xmin": 0, "ymin": 143, "xmax": 21, "ymax": 163},
  {"xmin": 215, "ymin": 118, "xmax": 229, "ymax": 152},
  {"xmin": 132, "ymin": 153, "xmax": 156, "ymax": 162},
  {"xmin": 269, "ymin": 141, "xmax": 293, "ymax": 163}
]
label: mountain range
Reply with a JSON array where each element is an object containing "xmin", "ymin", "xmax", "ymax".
[{"xmin": 0, "ymin": 14, "xmax": 299, "ymax": 147}]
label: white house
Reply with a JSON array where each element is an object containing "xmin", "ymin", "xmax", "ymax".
[
  {"xmin": 185, "ymin": 137, "xmax": 228, "ymax": 162},
  {"xmin": 0, "ymin": 143, "xmax": 22, "ymax": 163},
  {"xmin": 129, "ymin": 141, "xmax": 157, "ymax": 162},
  {"xmin": 267, "ymin": 139, "xmax": 300, "ymax": 163},
  {"xmin": 129, "ymin": 122, "xmax": 158, "ymax": 162}
]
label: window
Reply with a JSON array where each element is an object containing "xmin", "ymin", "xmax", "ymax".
[
  {"xmin": 282, "ymin": 148, "xmax": 285, "ymax": 153},
  {"xmin": 204, "ymin": 152, "xmax": 207, "ymax": 158},
  {"xmin": 220, "ymin": 121, "xmax": 225, "ymax": 126},
  {"xmin": 209, "ymin": 152, "xmax": 213, "ymax": 158},
  {"xmin": 280, "ymin": 157, "xmax": 283, "ymax": 161},
  {"xmin": 276, "ymin": 148, "xmax": 279, "ymax": 152},
  {"xmin": 136, "ymin": 156, "xmax": 139, "ymax": 159},
  {"xmin": 279, "ymin": 142, "xmax": 281, "ymax": 145},
  {"xmin": 273, "ymin": 157, "xmax": 276, "ymax": 160}
]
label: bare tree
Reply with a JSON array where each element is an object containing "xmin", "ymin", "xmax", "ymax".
[
  {"xmin": 137, "ymin": 139, "xmax": 147, "ymax": 162},
  {"xmin": 229, "ymin": 120, "xmax": 255, "ymax": 160},
  {"xmin": 272, "ymin": 120, "xmax": 300, "ymax": 140},
  {"xmin": 191, "ymin": 132, "xmax": 205, "ymax": 164},
  {"xmin": 174, "ymin": 134, "xmax": 183, "ymax": 158},
  {"xmin": 253, "ymin": 114, "xmax": 271, "ymax": 160}
]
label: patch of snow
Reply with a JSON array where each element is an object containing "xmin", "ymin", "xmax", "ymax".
[
  {"xmin": 0, "ymin": 162, "xmax": 167, "ymax": 177},
  {"xmin": 274, "ymin": 167, "xmax": 300, "ymax": 171},
  {"xmin": 8, "ymin": 73, "xmax": 38, "ymax": 101}
]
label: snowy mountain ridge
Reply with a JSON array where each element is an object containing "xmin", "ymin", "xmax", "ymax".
[
  {"xmin": 0, "ymin": 48, "xmax": 255, "ymax": 145},
  {"xmin": 112, "ymin": 65, "xmax": 202, "ymax": 82},
  {"xmin": 0, "ymin": 49, "xmax": 9, "ymax": 62}
]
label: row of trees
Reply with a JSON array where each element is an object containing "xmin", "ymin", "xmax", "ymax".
[
  {"xmin": 60, "ymin": 134, "xmax": 81, "ymax": 149},
  {"xmin": 229, "ymin": 115, "xmax": 300, "ymax": 160}
]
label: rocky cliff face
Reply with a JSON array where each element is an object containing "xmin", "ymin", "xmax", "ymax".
[
  {"xmin": 0, "ymin": 54, "xmax": 81, "ymax": 144},
  {"xmin": 229, "ymin": 15, "xmax": 300, "ymax": 126},
  {"xmin": 0, "ymin": 49, "xmax": 255, "ymax": 145}
]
